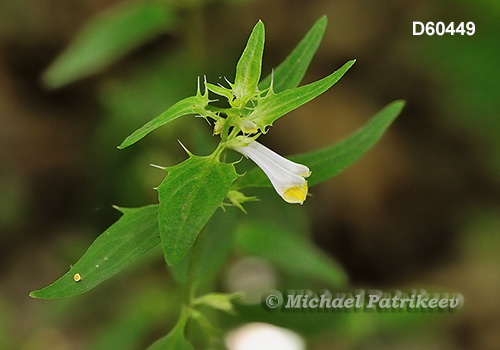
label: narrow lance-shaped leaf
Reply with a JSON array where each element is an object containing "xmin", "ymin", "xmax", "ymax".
[
  {"xmin": 118, "ymin": 91, "xmax": 209, "ymax": 149},
  {"xmin": 232, "ymin": 20, "xmax": 265, "ymax": 106},
  {"xmin": 30, "ymin": 205, "xmax": 160, "ymax": 299},
  {"xmin": 234, "ymin": 100, "xmax": 405, "ymax": 189},
  {"xmin": 297, "ymin": 100, "xmax": 405, "ymax": 185},
  {"xmin": 259, "ymin": 16, "xmax": 327, "ymax": 93},
  {"xmin": 236, "ymin": 219, "xmax": 347, "ymax": 287},
  {"xmin": 249, "ymin": 59, "xmax": 355, "ymax": 132},
  {"xmin": 157, "ymin": 155, "xmax": 239, "ymax": 265},
  {"xmin": 43, "ymin": 1, "xmax": 173, "ymax": 88}
]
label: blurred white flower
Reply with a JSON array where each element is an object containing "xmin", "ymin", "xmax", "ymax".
[{"xmin": 225, "ymin": 322, "xmax": 305, "ymax": 350}]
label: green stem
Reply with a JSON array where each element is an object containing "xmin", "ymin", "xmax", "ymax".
[
  {"xmin": 183, "ymin": 224, "xmax": 206, "ymax": 306},
  {"xmin": 227, "ymin": 125, "xmax": 240, "ymax": 140},
  {"xmin": 214, "ymin": 116, "xmax": 242, "ymax": 161}
]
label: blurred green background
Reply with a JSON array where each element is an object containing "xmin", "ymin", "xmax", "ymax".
[{"xmin": 0, "ymin": 0, "xmax": 499, "ymax": 349}]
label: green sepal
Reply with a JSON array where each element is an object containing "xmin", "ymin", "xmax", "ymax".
[
  {"xmin": 233, "ymin": 100, "xmax": 405, "ymax": 190},
  {"xmin": 249, "ymin": 59, "xmax": 355, "ymax": 132},
  {"xmin": 194, "ymin": 292, "xmax": 243, "ymax": 315},
  {"xmin": 118, "ymin": 85, "xmax": 209, "ymax": 149},
  {"xmin": 205, "ymin": 82, "xmax": 234, "ymax": 102},
  {"xmin": 157, "ymin": 154, "xmax": 239, "ymax": 265},
  {"xmin": 232, "ymin": 20, "xmax": 265, "ymax": 108},
  {"xmin": 29, "ymin": 205, "xmax": 160, "ymax": 299},
  {"xmin": 224, "ymin": 190, "xmax": 259, "ymax": 213}
]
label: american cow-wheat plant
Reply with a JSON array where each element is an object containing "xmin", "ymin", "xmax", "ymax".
[{"xmin": 31, "ymin": 17, "xmax": 404, "ymax": 349}]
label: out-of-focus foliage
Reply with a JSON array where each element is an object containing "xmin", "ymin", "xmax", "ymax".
[
  {"xmin": 43, "ymin": 0, "xmax": 175, "ymax": 88},
  {"xmin": 1, "ymin": 0, "xmax": 499, "ymax": 348},
  {"xmin": 407, "ymin": 0, "xmax": 500, "ymax": 179}
]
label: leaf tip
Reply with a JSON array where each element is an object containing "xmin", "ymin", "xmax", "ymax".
[
  {"xmin": 253, "ymin": 19, "xmax": 265, "ymax": 34},
  {"xmin": 112, "ymin": 205, "xmax": 125, "ymax": 213},
  {"xmin": 164, "ymin": 253, "xmax": 183, "ymax": 267},
  {"xmin": 41, "ymin": 61, "xmax": 72, "ymax": 90},
  {"xmin": 41, "ymin": 72, "xmax": 59, "ymax": 90},
  {"xmin": 150, "ymin": 163, "xmax": 168, "ymax": 171},
  {"xmin": 29, "ymin": 288, "xmax": 52, "ymax": 299},
  {"xmin": 177, "ymin": 140, "xmax": 194, "ymax": 157},
  {"xmin": 387, "ymin": 99, "xmax": 406, "ymax": 115},
  {"xmin": 394, "ymin": 99, "xmax": 406, "ymax": 108},
  {"xmin": 117, "ymin": 138, "xmax": 131, "ymax": 149}
]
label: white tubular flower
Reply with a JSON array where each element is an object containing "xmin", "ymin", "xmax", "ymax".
[{"xmin": 233, "ymin": 141, "xmax": 311, "ymax": 204}]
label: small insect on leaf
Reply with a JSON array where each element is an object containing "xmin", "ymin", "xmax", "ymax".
[{"xmin": 74, "ymin": 273, "xmax": 82, "ymax": 282}]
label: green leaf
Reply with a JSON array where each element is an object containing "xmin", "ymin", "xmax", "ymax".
[
  {"xmin": 43, "ymin": 0, "xmax": 174, "ymax": 88},
  {"xmin": 296, "ymin": 100, "xmax": 405, "ymax": 186},
  {"xmin": 30, "ymin": 205, "xmax": 160, "ymax": 299},
  {"xmin": 233, "ymin": 100, "xmax": 405, "ymax": 190},
  {"xmin": 169, "ymin": 207, "xmax": 240, "ymax": 287},
  {"xmin": 118, "ymin": 91, "xmax": 209, "ymax": 149},
  {"xmin": 157, "ymin": 155, "xmax": 239, "ymax": 265},
  {"xmin": 236, "ymin": 219, "xmax": 347, "ymax": 287},
  {"xmin": 232, "ymin": 20, "xmax": 265, "ymax": 107},
  {"xmin": 147, "ymin": 312, "xmax": 193, "ymax": 350},
  {"xmin": 249, "ymin": 59, "xmax": 355, "ymax": 132},
  {"xmin": 259, "ymin": 16, "xmax": 327, "ymax": 93}
]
